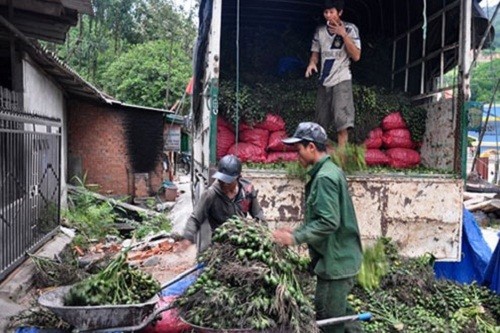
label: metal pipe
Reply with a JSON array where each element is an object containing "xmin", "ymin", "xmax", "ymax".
[{"xmin": 317, "ymin": 312, "xmax": 372, "ymax": 327}]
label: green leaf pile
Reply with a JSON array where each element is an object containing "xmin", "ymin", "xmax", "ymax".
[{"xmin": 176, "ymin": 217, "xmax": 319, "ymax": 332}]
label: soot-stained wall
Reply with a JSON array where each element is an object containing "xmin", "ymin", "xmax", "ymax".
[
  {"xmin": 124, "ymin": 109, "xmax": 164, "ymax": 173},
  {"xmin": 67, "ymin": 101, "xmax": 165, "ymax": 197}
]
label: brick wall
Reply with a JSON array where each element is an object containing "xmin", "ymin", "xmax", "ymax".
[{"xmin": 67, "ymin": 101, "xmax": 164, "ymax": 198}]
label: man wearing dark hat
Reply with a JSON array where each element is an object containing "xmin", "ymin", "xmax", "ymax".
[
  {"xmin": 272, "ymin": 122, "xmax": 363, "ymax": 333},
  {"xmin": 178, "ymin": 154, "xmax": 264, "ymax": 252},
  {"xmin": 305, "ymin": 0, "xmax": 361, "ymax": 149}
]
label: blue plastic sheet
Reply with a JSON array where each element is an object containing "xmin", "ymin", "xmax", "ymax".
[
  {"xmin": 434, "ymin": 208, "xmax": 492, "ymax": 284},
  {"xmin": 482, "ymin": 232, "xmax": 500, "ymax": 294},
  {"xmin": 277, "ymin": 57, "xmax": 305, "ymax": 76},
  {"xmin": 160, "ymin": 271, "xmax": 199, "ymax": 297},
  {"xmin": 15, "ymin": 328, "xmax": 68, "ymax": 333}
]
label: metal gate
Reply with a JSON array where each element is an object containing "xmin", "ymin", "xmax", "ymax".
[{"xmin": 0, "ymin": 108, "xmax": 61, "ymax": 280}]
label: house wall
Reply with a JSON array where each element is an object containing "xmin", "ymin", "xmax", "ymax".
[
  {"xmin": 68, "ymin": 102, "xmax": 130, "ymax": 195},
  {"xmin": 67, "ymin": 102, "xmax": 165, "ymax": 198},
  {"xmin": 22, "ymin": 56, "xmax": 68, "ymax": 205}
]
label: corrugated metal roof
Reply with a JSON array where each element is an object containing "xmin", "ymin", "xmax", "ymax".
[{"xmin": 60, "ymin": 0, "xmax": 93, "ymax": 15}]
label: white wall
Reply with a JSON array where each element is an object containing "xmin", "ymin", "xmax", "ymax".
[{"xmin": 22, "ymin": 56, "xmax": 68, "ymax": 207}]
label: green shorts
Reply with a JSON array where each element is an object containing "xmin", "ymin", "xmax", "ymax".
[{"xmin": 315, "ymin": 80, "xmax": 355, "ymax": 133}]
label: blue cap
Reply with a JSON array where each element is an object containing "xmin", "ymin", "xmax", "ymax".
[{"xmin": 282, "ymin": 122, "xmax": 328, "ymax": 145}]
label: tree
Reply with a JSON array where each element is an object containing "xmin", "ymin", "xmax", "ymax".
[
  {"xmin": 470, "ymin": 58, "xmax": 500, "ymax": 103},
  {"xmin": 51, "ymin": 0, "xmax": 196, "ymax": 108},
  {"xmin": 102, "ymin": 40, "xmax": 191, "ymax": 109}
]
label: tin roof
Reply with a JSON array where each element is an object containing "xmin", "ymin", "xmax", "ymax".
[{"xmin": 0, "ymin": 0, "xmax": 93, "ymax": 43}]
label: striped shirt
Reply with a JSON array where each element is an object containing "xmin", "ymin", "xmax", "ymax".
[{"xmin": 311, "ymin": 22, "xmax": 361, "ymax": 87}]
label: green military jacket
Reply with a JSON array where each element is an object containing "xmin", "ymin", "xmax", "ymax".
[{"xmin": 293, "ymin": 155, "xmax": 363, "ymax": 280}]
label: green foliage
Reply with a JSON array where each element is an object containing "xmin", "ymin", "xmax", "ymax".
[
  {"xmin": 219, "ymin": 80, "xmax": 267, "ymax": 127},
  {"xmin": 351, "ymin": 239, "xmax": 500, "ymax": 333},
  {"xmin": 352, "ymin": 85, "xmax": 428, "ymax": 143},
  {"xmin": 51, "ymin": 0, "xmax": 196, "ymax": 108},
  {"xmin": 219, "ymin": 78, "xmax": 427, "ymax": 145},
  {"xmin": 330, "ymin": 144, "xmax": 367, "ymax": 174},
  {"xmin": 357, "ymin": 238, "xmax": 389, "ymax": 291},
  {"xmin": 130, "ymin": 213, "xmax": 172, "ymax": 240},
  {"xmin": 63, "ymin": 177, "xmax": 119, "ymax": 246},
  {"xmin": 444, "ymin": 58, "xmax": 500, "ymax": 104},
  {"xmin": 102, "ymin": 40, "xmax": 191, "ymax": 108},
  {"xmin": 470, "ymin": 58, "xmax": 500, "ymax": 104}
]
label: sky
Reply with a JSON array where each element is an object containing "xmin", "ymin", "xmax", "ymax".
[{"xmin": 480, "ymin": 0, "xmax": 500, "ymax": 8}]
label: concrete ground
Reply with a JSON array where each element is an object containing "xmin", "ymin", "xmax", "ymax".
[{"xmin": 0, "ymin": 230, "xmax": 73, "ymax": 332}]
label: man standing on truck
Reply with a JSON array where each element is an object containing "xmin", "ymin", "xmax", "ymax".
[
  {"xmin": 272, "ymin": 122, "xmax": 363, "ymax": 333},
  {"xmin": 305, "ymin": 0, "xmax": 361, "ymax": 149},
  {"xmin": 176, "ymin": 154, "xmax": 265, "ymax": 252}
]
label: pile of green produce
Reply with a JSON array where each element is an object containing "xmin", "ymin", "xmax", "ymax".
[
  {"xmin": 176, "ymin": 217, "xmax": 318, "ymax": 332},
  {"xmin": 353, "ymin": 238, "xmax": 500, "ymax": 332},
  {"xmin": 218, "ymin": 78, "xmax": 427, "ymax": 146},
  {"xmin": 64, "ymin": 250, "xmax": 160, "ymax": 306}
]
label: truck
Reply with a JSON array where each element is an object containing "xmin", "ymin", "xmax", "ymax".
[{"xmin": 189, "ymin": 0, "xmax": 494, "ymax": 260}]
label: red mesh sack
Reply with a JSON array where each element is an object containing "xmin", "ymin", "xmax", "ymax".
[
  {"xmin": 266, "ymin": 152, "xmax": 299, "ymax": 163},
  {"xmin": 238, "ymin": 122, "xmax": 253, "ymax": 132},
  {"xmin": 227, "ymin": 143, "xmax": 267, "ymax": 163},
  {"xmin": 142, "ymin": 296, "xmax": 191, "ymax": 333},
  {"xmin": 364, "ymin": 128, "xmax": 383, "ymax": 149},
  {"xmin": 217, "ymin": 125, "xmax": 236, "ymax": 159},
  {"xmin": 240, "ymin": 128, "xmax": 270, "ymax": 149},
  {"xmin": 365, "ymin": 149, "xmax": 389, "ymax": 166},
  {"xmin": 254, "ymin": 113, "xmax": 286, "ymax": 132},
  {"xmin": 386, "ymin": 148, "xmax": 421, "ymax": 168},
  {"xmin": 382, "ymin": 129, "xmax": 414, "ymax": 149},
  {"xmin": 381, "ymin": 112, "xmax": 407, "ymax": 131},
  {"xmin": 217, "ymin": 116, "xmax": 234, "ymax": 131},
  {"xmin": 267, "ymin": 131, "xmax": 297, "ymax": 152}
]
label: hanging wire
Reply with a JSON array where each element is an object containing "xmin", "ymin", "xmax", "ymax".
[
  {"xmin": 235, "ymin": 0, "xmax": 241, "ymax": 149},
  {"xmin": 422, "ymin": 0, "xmax": 427, "ymax": 41}
]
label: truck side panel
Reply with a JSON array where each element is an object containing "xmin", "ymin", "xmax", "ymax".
[{"xmin": 244, "ymin": 172, "xmax": 463, "ymax": 261}]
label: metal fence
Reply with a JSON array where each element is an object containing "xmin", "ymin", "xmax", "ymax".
[{"xmin": 0, "ymin": 107, "xmax": 61, "ymax": 280}]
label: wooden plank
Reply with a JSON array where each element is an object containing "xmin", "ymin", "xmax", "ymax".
[
  {"xmin": 67, "ymin": 185, "xmax": 164, "ymax": 218},
  {"xmin": 466, "ymin": 199, "xmax": 500, "ymax": 212},
  {"xmin": 463, "ymin": 191, "xmax": 498, "ymax": 201}
]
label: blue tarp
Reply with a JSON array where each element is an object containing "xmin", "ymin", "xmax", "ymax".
[
  {"xmin": 434, "ymin": 208, "xmax": 492, "ymax": 284},
  {"xmin": 277, "ymin": 56, "xmax": 305, "ymax": 76},
  {"xmin": 15, "ymin": 328, "xmax": 67, "ymax": 333},
  {"xmin": 160, "ymin": 270, "xmax": 199, "ymax": 297},
  {"xmin": 482, "ymin": 232, "xmax": 500, "ymax": 294}
]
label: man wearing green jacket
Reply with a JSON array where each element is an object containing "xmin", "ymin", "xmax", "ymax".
[{"xmin": 272, "ymin": 122, "xmax": 363, "ymax": 333}]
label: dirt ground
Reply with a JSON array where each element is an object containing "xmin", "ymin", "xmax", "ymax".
[{"xmin": 135, "ymin": 244, "xmax": 198, "ymax": 284}]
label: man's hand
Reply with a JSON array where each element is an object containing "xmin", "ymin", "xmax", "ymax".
[
  {"xmin": 327, "ymin": 20, "xmax": 347, "ymax": 37},
  {"xmin": 174, "ymin": 239, "xmax": 194, "ymax": 252},
  {"xmin": 305, "ymin": 63, "xmax": 318, "ymax": 78},
  {"xmin": 272, "ymin": 228, "xmax": 295, "ymax": 246}
]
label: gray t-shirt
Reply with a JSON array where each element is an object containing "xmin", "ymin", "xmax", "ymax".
[{"xmin": 311, "ymin": 22, "xmax": 361, "ymax": 87}]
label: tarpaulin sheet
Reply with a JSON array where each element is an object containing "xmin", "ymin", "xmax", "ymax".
[
  {"xmin": 160, "ymin": 271, "xmax": 199, "ymax": 297},
  {"xmin": 434, "ymin": 208, "xmax": 492, "ymax": 285},
  {"xmin": 482, "ymin": 232, "xmax": 500, "ymax": 294}
]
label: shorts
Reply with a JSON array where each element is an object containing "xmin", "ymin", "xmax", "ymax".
[{"xmin": 315, "ymin": 80, "xmax": 355, "ymax": 133}]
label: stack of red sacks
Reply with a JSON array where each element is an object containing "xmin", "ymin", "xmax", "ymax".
[
  {"xmin": 216, "ymin": 114, "xmax": 298, "ymax": 163},
  {"xmin": 364, "ymin": 111, "xmax": 421, "ymax": 168}
]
